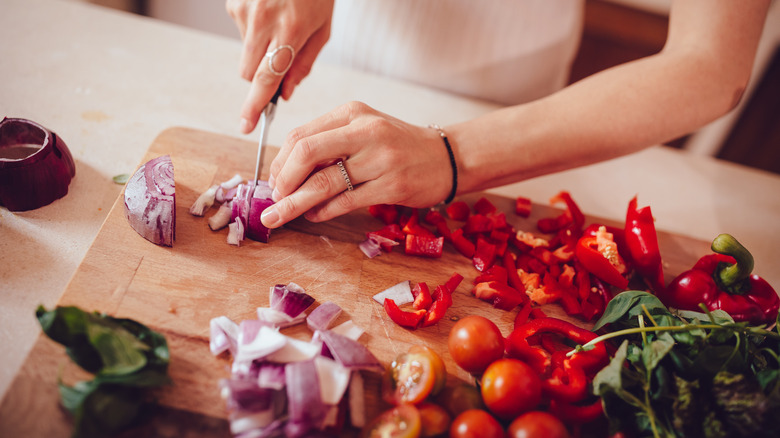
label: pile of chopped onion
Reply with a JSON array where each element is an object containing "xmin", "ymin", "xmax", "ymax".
[
  {"xmin": 210, "ymin": 283, "xmax": 382, "ymax": 437},
  {"xmin": 190, "ymin": 175, "xmax": 275, "ymax": 246}
]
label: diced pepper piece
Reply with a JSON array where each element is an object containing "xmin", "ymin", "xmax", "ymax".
[
  {"xmin": 446, "ymin": 201, "xmax": 470, "ymax": 221},
  {"xmin": 405, "ymin": 235, "xmax": 444, "ymax": 258},
  {"xmin": 450, "ymin": 228, "xmax": 476, "ymax": 258},
  {"xmin": 472, "ymin": 281, "xmax": 525, "ymax": 311},
  {"xmin": 367, "ymin": 224, "xmax": 405, "ymax": 252},
  {"xmin": 369, "ymin": 204, "xmax": 399, "ymax": 225},
  {"xmin": 443, "ymin": 272, "xmax": 464, "ymax": 293},
  {"xmin": 412, "ymin": 282, "xmax": 432, "ymax": 311},
  {"xmin": 464, "ymin": 214, "xmax": 493, "ymax": 235},
  {"xmin": 424, "ymin": 209, "xmax": 446, "ymax": 226},
  {"xmin": 402, "ymin": 211, "xmax": 435, "ymax": 237},
  {"xmin": 384, "ymin": 298, "xmax": 426, "ymax": 329},
  {"xmin": 575, "ymin": 231, "xmax": 628, "ymax": 289},
  {"xmin": 503, "ymin": 251, "xmax": 525, "ymax": 292},
  {"xmin": 473, "ymin": 237, "xmax": 497, "ymax": 272},
  {"xmin": 474, "ymin": 265, "xmax": 508, "ymax": 284},
  {"xmin": 515, "ymin": 197, "xmax": 532, "ymax": 217},
  {"xmin": 421, "ymin": 285, "xmax": 453, "ymax": 327},
  {"xmin": 473, "ymin": 197, "xmax": 497, "ymax": 215}
]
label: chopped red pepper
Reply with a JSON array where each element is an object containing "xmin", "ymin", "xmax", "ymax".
[
  {"xmin": 473, "ymin": 237, "xmax": 497, "ymax": 272},
  {"xmin": 515, "ymin": 196, "xmax": 532, "ymax": 217},
  {"xmin": 472, "ymin": 281, "xmax": 525, "ymax": 311},
  {"xmin": 450, "ymin": 228, "xmax": 476, "ymax": 258},
  {"xmin": 424, "ymin": 209, "xmax": 446, "ymax": 226},
  {"xmin": 473, "ymin": 197, "xmax": 497, "ymax": 215},
  {"xmin": 368, "ymin": 204, "xmax": 399, "ymax": 225},
  {"xmin": 660, "ymin": 234, "xmax": 780, "ymax": 325},
  {"xmin": 443, "ymin": 272, "xmax": 464, "ymax": 293},
  {"xmin": 549, "ymin": 398, "xmax": 604, "ymax": 424},
  {"xmin": 474, "ymin": 265, "xmax": 508, "ymax": 284},
  {"xmin": 575, "ymin": 229, "xmax": 629, "ymax": 289},
  {"xmin": 411, "ymin": 282, "xmax": 432, "ymax": 310},
  {"xmin": 367, "ymin": 224, "xmax": 405, "ymax": 252},
  {"xmin": 402, "ymin": 211, "xmax": 435, "ymax": 237},
  {"xmin": 542, "ymin": 360, "xmax": 588, "ymax": 403},
  {"xmin": 503, "ymin": 251, "xmax": 525, "ymax": 293},
  {"xmin": 536, "ymin": 191, "xmax": 585, "ymax": 234},
  {"xmin": 624, "ymin": 196, "xmax": 665, "ymax": 292},
  {"xmin": 404, "ymin": 234, "xmax": 444, "ymax": 258},
  {"xmin": 464, "ymin": 214, "xmax": 493, "ymax": 235},
  {"xmin": 383, "ymin": 298, "xmax": 426, "ymax": 329},
  {"xmin": 421, "ymin": 285, "xmax": 453, "ymax": 327},
  {"xmin": 446, "ymin": 201, "xmax": 470, "ymax": 221}
]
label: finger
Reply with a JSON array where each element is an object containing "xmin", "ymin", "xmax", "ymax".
[
  {"xmin": 304, "ymin": 178, "xmax": 390, "ymax": 224},
  {"xmin": 281, "ymin": 24, "xmax": 331, "ymax": 100},
  {"xmin": 262, "ymin": 160, "xmax": 363, "ymax": 228},
  {"xmin": 225, "ymin": 0, "xmax": 248, "ymax": 39},
  {"xmin": 239, "ymin": 40, "xmax": 297, "ymax": 134}
]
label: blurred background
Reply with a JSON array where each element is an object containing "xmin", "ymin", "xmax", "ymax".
[{"xmin": 64, "ymin": 0, "xmax": 780, "ymax": 174}]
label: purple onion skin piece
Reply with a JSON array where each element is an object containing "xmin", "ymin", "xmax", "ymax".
[
  {"xmin": 0, "ymin": 117, "xmax": 76, "ymax": 211},
  {"xmin": 124, "ymin": 155, "xmax": 175, "ymax": 247}
]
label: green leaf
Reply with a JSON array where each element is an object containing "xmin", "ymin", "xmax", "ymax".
[
  {"xmin": 593, "ymin": 291, "xmax": 671, "ymax": 331},
  {"xmin": 594, "ymin": 340, "xmax": 629, "ymax": 397},
  {"xmin": 642, "ymin": 332, "xmax": 675, "ymax": 373},
  {"xmin": 87, "ymin": 321, "xmax": 148, "ymax": 376},
  {"xmin": 112, "ymin": 173, "xmax": 130, "ymax": 184}
]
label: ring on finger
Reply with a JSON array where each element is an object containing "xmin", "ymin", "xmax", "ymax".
[
  {"xmin": 265, "ymin": 44, "xmax": 295, "ymax": 76},
  {"xmin": 335, "ymin": 160, "xmax": 354, "ymax": 192}
]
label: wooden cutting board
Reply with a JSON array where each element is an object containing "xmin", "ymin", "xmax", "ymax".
[{"xmin": 0, "ymin": 127, "xmax": 711, "ymax": 436}]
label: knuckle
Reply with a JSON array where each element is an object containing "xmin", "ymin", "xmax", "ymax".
[
  {"xmin": 274, "ymin": 196, "xmax": 298, "ymax": 220},
  {"xmin": 291, "ymin": 137, "xmax": 315, "ymax": 163},
  {"xmin": 308, "ymin": 170, "xmax": 333, "ymax": 193},
  {"xmin": 335, "ymin": 190, "xmax": 358, "ymax": 211}
]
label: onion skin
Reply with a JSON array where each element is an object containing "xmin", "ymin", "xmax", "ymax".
[
  {"xmin": 124, "ymin": 155, "xmax": 175, "ymax": 246},
  {"xmin": 0, "ymin": 117, "xmax": 76, "ymax": 211}
]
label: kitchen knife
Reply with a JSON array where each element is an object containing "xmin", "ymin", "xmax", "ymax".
[{"xmin": 253, "ymin": 84, "xmax": 283, "ymax": 187}]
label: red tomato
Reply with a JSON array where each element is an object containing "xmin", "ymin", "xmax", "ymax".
[
  {"xmin": 361, "ymin": 404, "xmax": 422, "ymax": 438},
  {"xmin": 448, "ymin": 315, "xmax": 505, "ymax": 374},
  {"xmin": 481, "ymin": 358, "xmax": 542, "ymax": 421},
  {"xmin": 507, "ymin": 411, "xmax": 570, "ymax": 438},
  {"xmin": 410, "ymin": 345, "xmax": 447, "ymax": 396},
  {"xmin": 449, "ymin": 409, "xmax": 504, "ymax": 438},
  {"xmin": 418, "ymin": 402, "xmax": 452, "ymax": 437},
  {"xmin": 384, "ymin": 348, "xmax": 442, "ymax": 405}
]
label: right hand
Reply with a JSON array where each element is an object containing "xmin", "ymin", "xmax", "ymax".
[{"xmin": 226, "ymin": 0, "xmax": 335, "ymax": 134}]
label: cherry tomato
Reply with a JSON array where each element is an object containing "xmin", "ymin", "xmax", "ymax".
[
  {"xmin": 449, "ymin": 409, "xmax": 504, "ymax": 438},
  {"xmin": 507, "ymin": 411, "xmax": 570, "ymax": 438},
  {"xmin": 361, "ymin": 404, "xmax": 422, "ymax": 438},
  {"xmin": 418, "ymin": 402, "xmax": 452, "ymax": 437},
  {"xmin": 481, "ymin": 358, "xmax": 542, "ymax": 421},
  {"xmin": 410, "ymin": 345, "xmax": 447, "ymax": 396},
  {"xmin": 448, "ymin": 315, "xmax": 505, "ymax": 374},
  {"xmin": 384, "ymin": 348, "xmax": 439, "ymax": 405},
  {"xmin": 435, "ymin": 383, "xmax": 485, "ymax": 418}
]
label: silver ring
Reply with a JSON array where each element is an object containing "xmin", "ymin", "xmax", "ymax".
[
  {"xmin": 264, "ymin": 44, "xmax": 295, "ymax": 76},
  {"xmin": 336, "ymin": 160, "xmax": 354, "ymax": 191}
]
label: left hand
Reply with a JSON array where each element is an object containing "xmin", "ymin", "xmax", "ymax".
[{"xmin": 260, "ymin": 101, "xmax": 455, "ymax": 228}]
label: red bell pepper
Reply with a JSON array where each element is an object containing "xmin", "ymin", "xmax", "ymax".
[
  {"xmin": 624, "ymin": 196, "xmax": 664, "ymax": 292},
  {"xmin": 549, "ymin": 398, "xmax": 604, "ymax": 424},
  {"xmin": 473, "ymin": 197, "xmax": 497, "ymax": 215},
  {"xmin": 446, "ymin": 201, "xmax": 470, "ymax": 221},
  {"xmin": 402, "ymin": 210, "xmax": 435, "ymax": 237},
  {"xmin": 411, "ymin": 282, "xmax": 432, "ymax": 310},
  {"xmin": 515, "ymin": 196, "xmax": 532, "ymax": 218},
  {"xmin": 421, "ymin": 285, "xmax": 452, "ymax": 327},
  {"xmin": 575, "ymin": 227, "xmax": 629, "ymax": 289},
  {"xmin": 464, "ymin": 214, "xmax": 493, "ymax": 235},
  {"xmin": 404, "ymin": 234, "xmax": 444, "ymax": 258},
  {"xmin": 443, "ymin": 272, "xmax": 464, "ymax": 293},
  {"xmin": 660, "ymin": 234, "xmax": 779, "ymax": 325},
  {"xmin": 537, "ymin": 191, "xmax": 586, "ymax": 234},
  {"xmin": 542, "ymin": 359, "xmax": 588, "ymax": 403},
  {"xmin": 384, "ymin": 298, "xmax": 426, "ymax": 328},
  {"xmin": 472, "ymin": 281, "xmax": 526, "ymax": 311},
  {"xmin": 473, "ymin": 237, "xmax": 497, "ymax": 272},
  {"xmin": 450, "ymin": 228, "xmax": 476, "ymax": 258},
  {"xmin": 368, "ymin": 204, "xmax": 399, "ymax": 225}
]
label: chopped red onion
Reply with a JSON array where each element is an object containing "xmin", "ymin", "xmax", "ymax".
[
  {"xmin": 306, "ymin": 301, "xmax": 342, "ymax": 332},
  {"xmin": 247, "ymin": 181, "xmax": 274, "ymax": 243},
  {"xmin": 0, "ymin": 117, "xmax": 76, "ymax": 211},
  {"xmin": 227, "ymin": 217, "xmax": 245, "ymax": 246},
  {"xmin": 372, "ymin": 280, "xmax": 413, "ymax": 306},
  {"xmin": 348, "ymin": 372, "xmax": 366, "ymax": 428},
  {"xmin": 216, "ymin": 186, "xmax": 238, "ymax": 203},
  {"xmin": 209, "ymin": 201, "xmax": 233, "ymax": 231},
  {"xmin": 221, "ymin": 173, "xmax": 243, "ymax": 190},
  {"xmin": 190, "ymin": 184, "xmax": 218, "ymax": 216},
  {"xmin": 269, "ymin": 283, "xmax": 314, "ymax": 318},
  {"xmin": 257, "ymin": 363, "xmax": 286, "ymax": 390},
  {"xmin": 285, "ymin": 360, "xmax": 325, "ymax": 438},
  {"xmin": 315, "ymin": 330, "xmax": 383, "ymax": 373},
  {"xmin": 235, "ymin": 325, "xmax": 286, "ymax": 363},
  {"xmin": 124, "ymin": 155, "xmax": 175, "ymax": 246},
  {"xmin": 330, "ymin": 320, "xmax": 365, "ymax": 341},
  {"xmin": 210, "ymin": 316, "xmax": 239, "ymax": 356},
  {"xmin": 265, "ymin": 337, "xmax": 321, "ymax": 363},
  {"xmin": 359, "ymin": 238, "xmax": 383, "ymax": 259},
  {"xmin": 256, "ymin": 307, "xmax": 306, "ymax": 328},
  {"xmin": 314, "ymin": 356, "xmax": 351, "ymax": 405}
]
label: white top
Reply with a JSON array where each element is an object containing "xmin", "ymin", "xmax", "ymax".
[{"xmin": 320, "ymin": 0, "xmax": 584, "ymax": 105}]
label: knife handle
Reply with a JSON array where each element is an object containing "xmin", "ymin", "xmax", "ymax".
[{"xmin": 270, "ymin": 82, "xmax": 283, "ymax": 105}]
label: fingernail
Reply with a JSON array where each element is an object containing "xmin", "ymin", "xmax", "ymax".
[
  {"xmin": 271, "ymin": 188, "xmax": 281, "ymax": 202},
  {"xmin": 261, "ymin": 206, "xmax": 280, "ymax": 228},
  {"xmin": 239, "ymin": 118, "xmax": 252, "ymax": 134},
  {"xmin": 268, "ymin": 174, "xmax": 275, "ymax": 189}
]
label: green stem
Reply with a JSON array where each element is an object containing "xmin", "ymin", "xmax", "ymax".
[{"xmin": 711, "ymin": 233, "xmax": 754, "ymax": 287}]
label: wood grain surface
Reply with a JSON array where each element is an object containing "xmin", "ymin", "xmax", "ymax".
[{"xmin": 0, "ymin": 127, "xmax": 711, "ymax": 436}]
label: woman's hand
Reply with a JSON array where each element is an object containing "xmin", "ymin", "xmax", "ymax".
[
  {"xmin": 260, "ymin": 102, "xmax": 456, "ymax": 228},
  {"xmin": 226, "ymin": 0, "xmax": 334, "ymax": 134}
]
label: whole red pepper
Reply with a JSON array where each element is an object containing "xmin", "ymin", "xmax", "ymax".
[{"xmin": 660, "ymin": 234, "xmax": 779, "ymax": 325}]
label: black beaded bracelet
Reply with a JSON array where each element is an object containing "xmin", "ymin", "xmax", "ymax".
[{"xmin": 429, "ymin": 124, "xmax": 458, "ymax": 204}]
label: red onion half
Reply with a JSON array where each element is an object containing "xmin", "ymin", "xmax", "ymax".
[
  {"xmin": 0, "ymin": 117, "xmax": 76, "ymax": 211},
  {"xmin": 124, "ymin": 155, "xmax": 175, "ymax": 246}
]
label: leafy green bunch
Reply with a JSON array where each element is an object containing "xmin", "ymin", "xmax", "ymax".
[
  {"xmin": 36, "ymin": 305, "xmax": 171, "ymax": 438},
  {"xmin": 583, "ymin": 291, "xmax": 780, "ymax": 438}
]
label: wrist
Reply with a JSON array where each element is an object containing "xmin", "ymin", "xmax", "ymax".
[{"xmin": 428, "ymin": 124, "xmax": 458, "ymax": 205}]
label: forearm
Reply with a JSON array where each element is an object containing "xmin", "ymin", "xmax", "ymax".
[{"xmin": 449, "ymin": 0, "xmax": 769, "ymax": 194}]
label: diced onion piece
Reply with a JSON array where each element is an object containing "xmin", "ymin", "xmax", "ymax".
[
  {"xmin": 314, "ymin": 356, "xmax": 351, "ymax": 405},
  {"xmin": 208, "ymin": 201, "xmax": 232, "ymax": 231},
  {"xmin": 269, "ymin": 283, "xmax": 314, "ymax": 318},
  {"xmin": 330, "ymin": 320, "xmax": 365, "ymax": 341},
  {"xmin": 235, "ymin": 325, "xmax": 287, "ymax": 363},
  {"xmin": 189, "ymin": 184, "xmax": 218, "ymax": 216},
  {"xmin": 227, "ymin": 217, "xmax": 244, "ymax": 246},
  {"xmin": 220, "ymin": 173, "xmax": 243, "ymax": 190},
  {"xmin": 359, "ymin": 238, "xmax": 383, "ymax": 259},
  {"xmin": 372, "ymin": 280, "xmax": 413, "ymax": 305},
  {"xmin": 285, "ymin": 360, "xmax": 325, "ymax": 438},
  {"xmin": 216, "ymin": 186, "xmax": 238, "ymax": 203},
  {"xmin": 316, "ymin": 329, "xmax": 383, "ymax": 372},
  {"xmin": 307, "ymin": 301, "xmax": 342, "ymax": 332},
  {"xmin": 124, "ymin": 155, "xmax": 175, "ymax": 246},
  {"xmin": 348, "ymin": 371, "xmax": 366, "ymax": 428},
  {"xmin": 247, "ymin": 180, "xmax": 275, "ymax": 243},
  {"xmin": 265, "ymin": 337, "xmax": 321, "ymax": 363},
  {"xmin": 257, "ymin": 363, "xmax": 286, "ymax": 390},
  {"xmin": 210, "ymin": 316, "xmax": 239, "ymax": 356},
  {"xmin": 256, "ymin": 307, "xmax": 306, "ymax": 328},
  {"xmin": 0, "ymin": 117, "xmax": 76, "ymax": 211}
]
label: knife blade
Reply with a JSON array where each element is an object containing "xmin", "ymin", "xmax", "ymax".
[{"xmin": 252, "ymin": 84, "xmax": 283, "ymax": 187}]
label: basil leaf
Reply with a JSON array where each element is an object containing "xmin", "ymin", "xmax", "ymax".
[
  {"xmin": 642, "ymin": 332, "xmax": 675, "ymax": 373},
  {"xmin": 593, "ymin": 291, "xmax": 670, "ymax": 331},
  {"xmin": 87, "ymin": 321, "xmax": 148, "ymax": 376}
]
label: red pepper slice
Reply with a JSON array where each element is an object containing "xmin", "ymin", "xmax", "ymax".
[
  {"xmin": 368, "ymin": 204, "xmax": 399, "ymax": 225},
  {"xmin": 405, "ymin": 235, "xmax": 444, "ymax": 258},
  {"xmin": 412, "ymin": 282, "xmax": 432, "ymax": 311},
  {"xmin": 446, "ymin": 201, "xmax": 470, "ymax": 221},
  {"xmin": 443, "ymin": 272, "xmax": 464, "ymax": 293},
  {"xmin": 537, "ymin": 191, "xmax": 585, "ymax": 234},
  {"xmin": 542, "ymin": 360, "xmax": 588, "ymax": 403},
  {"xmin": 424, "ymin": 209, "xmax": 446, "ymax": 226},
  {"xmin": 367, "ymin": 224, "xmax": 405, "ymax": 252},
  {"xmin": 473, "ymin": 237, "xmax": 497, "ymax": 272},
  {"xmin": 464, "ymin": 214, "xmax": 493, "ymax": 235},
  {"xmin": 549, "ymin": 398, "xmax": 604, "ymax": 424},
  {"xmin": 624, "ymin": 196, "xmax": 664, "ymax": 292},
  {"xmin": 402, "ymin": 211, "xmax": 436, "ymax": 237},
  {"xmin": 473, "ymin": 197, "xmax": 497, "ymax": 215},
  {"xmin": 515, "ymin": 196, "xmax": 532, "ymax": 217},
  {"xmin": 474, "ymin": 265, "xmax": 508, "ymax": 284},
  {"xmin": 472, "ymin": 281, "xmax": 525, "ymax": 311},
  {"xmin": 421, "ymin": 285, "xmax": 452, "ymax": 327},
  {"xmin": 450, "ymin": 228, "xmax": 476, "ymax": 258},
  {"xmin": 384, "ymin": 298, "xmax": 426, "ymax": 329},
  {"xmin": 503, "ymin": 251, "xmax": 525, "ymax": 293},
  {"xmin": 575, "ymin": 233, "xmax": 629, "ymax": 289}
]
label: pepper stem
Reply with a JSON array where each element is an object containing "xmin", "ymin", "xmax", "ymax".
[{"xmin": 711, "ymin": 234, "xmax": 754, "ymax": 287}]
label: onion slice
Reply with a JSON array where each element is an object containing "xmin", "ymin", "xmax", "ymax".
[
  {"xmin": 372, "ymin": 280, "xmax": 413, "ymax": 305},
  {"xmin": 189, "ymin": 184, "xmax": 218, "ymax": 216},
  {"xmin": 0, "ymin": 117, "xmax": 76, "ymax": 211},
  {"xmin": 124, "ymin": 155, "xmax": 175, "ymax": 246},
  {"xmin": 316, "ymin": 329, "xmax": 383, "ymax": 372},
  {"xmin": 307, "ymin": 301, "xmax": 342, "ymax": 332}
]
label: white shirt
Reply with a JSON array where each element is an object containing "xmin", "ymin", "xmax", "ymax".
[{"xmin": 320, "ymin": 0, "xmax": 584, "ymax": 105}]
